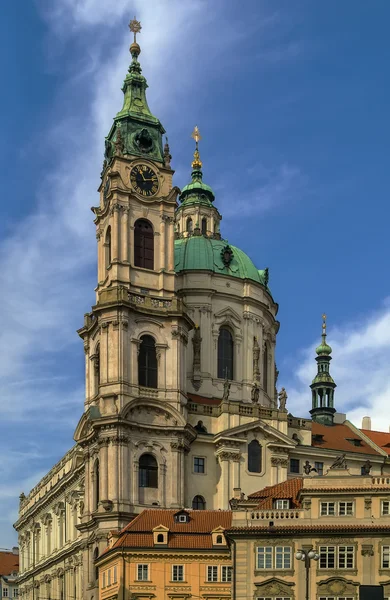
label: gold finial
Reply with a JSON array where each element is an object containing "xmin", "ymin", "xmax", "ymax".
[
  {"xmin": 322, "ymin": 313, "xmax": 327, "ymax": 335},
  {"xmin": 191, "ymin": 125, "xmax": 203, "ymax": 169},
  {"xmin": 129, "ymin": 17, "xmax": 142, "ymax": 43}
]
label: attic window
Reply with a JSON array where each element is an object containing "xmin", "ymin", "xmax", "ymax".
[
  {"xmin": 313, "ymin": 434, "xmax": 324, "ymax": 443},
  {"xmin": 216, "ymin": 535, "xmax": 223, "ymax": 544},
  {"xmin": 174, "ymin": 511, "xmax": 190, "ymax": 523},
  {"xmin": 178, "ymin": 514, "xmax": 188, "ymax": 523},
  {"xmin": 346, "ymin": 438, "xmax": 363, "ymax": 447}
]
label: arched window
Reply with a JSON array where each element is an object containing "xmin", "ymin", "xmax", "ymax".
[
  {"xmin": 157, "ymin": 533, "xmax": 164, "ymax": 543},
  {"xmin": 216, "ymin": 535, "xmax": 223, "ymax": 544},
  {"xmin": 192, "ymin": 495, "xmax": 206, "ymax": 510},
  {"xmin": 134, "ymin": 219, "xmax": 154, "ymax": 270},
  {"xmin": 263, "ymin": 344, "xmax": 268, "ymax": 394},
  {"xmin": 187, "ymin": 218, "xmax": 193, "ymax": 234},
  {"xmin": 93, "ymin": 459, "xmax": 100, "ymax": 510},
  {"xmin": 201, "ymin": 218, "xmax": 207, "ymax": 235},
  {"xmin": 218, "ymin": 327, "xmax": 234, "ymax": 379},
  {"xmin": 138, "ymin": 335, "xmax": 158, "ymax": 388},
  {"xmin": 93, "ymin": 548, "xmax": 99, "ymax": 582},
  {"xmin": 248, "ymin": 440, "xmax": 262, "ymax": 473},
  {"xmin": 139, "ymin": 454, "xmax": 158, "ymax": 488},
  {"xmin": 105, "ymin": 226, "xmax": 111, "ymax": 269}
]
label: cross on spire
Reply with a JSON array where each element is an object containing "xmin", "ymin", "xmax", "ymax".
[
  {"xmin": 191, "ymin": 126, "xmax": 203, "ymax": 170},
  {"xmin": 129, "ymin": 17, "xmax": 142, "ymax": 43}
]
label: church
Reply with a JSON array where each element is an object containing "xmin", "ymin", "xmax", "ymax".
[{"xmin": 14, "ymin": 20, "xmax": 390, "ymax": 600}]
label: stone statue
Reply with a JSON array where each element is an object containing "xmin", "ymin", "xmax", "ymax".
[
  {"xmin": 222, "ymin": 375, "xmax": 231, "ymax": 402},
  {"xmin": 330, "ymin": 453, "xmax": 347, "ymax": 470},
  {"xmin": 253, "ymin": 336, "xmax": 260, "ymax": 382},
  {"xmin": 114, "ymin": 124, "xmax": 124, "ymax": 155},
  {"xmin": 194, "ymin": 420, "xmax": 207, "ymax": 434},
  {"xmin": 192, "ymin": 326, "xmax": 202, "ymax": 372},
  {"xmin": 278, "ymin": 387, "xmax": 288, "ymax": 411},
  {"xmin": 163, "ymin": 137, "xmax": 172, "ymax": 168},
  {"xmin": 361, "ymin": 459, "xmax": 372, "ymax": 475},
  {"xmin": 251, "ymin": 383, "xmax": 260, "ymax": 404}
]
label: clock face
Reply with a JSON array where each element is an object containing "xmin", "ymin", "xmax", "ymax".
[{"xmin": 130, "ymin": 164, "xmax": 159, "ymax": 197}]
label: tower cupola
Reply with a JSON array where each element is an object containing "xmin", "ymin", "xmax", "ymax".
[{"xmin": 310, "ymin": 314, "xmax": 337, "ymax": 426}]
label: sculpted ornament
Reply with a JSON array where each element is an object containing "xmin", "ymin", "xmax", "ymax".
[
  {"xmin": 251, "ymin": 383, "xmax": 260, "ymax": 404},
  {"xmin": 253, "ymin": 336, "xmax": 260, "ymax": 382},
  {"xmin": 278, "ymin": 387, "xmax": 288, "ymax": 411}
]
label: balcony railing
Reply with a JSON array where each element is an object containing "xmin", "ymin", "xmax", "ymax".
[{"xmin": 249, "ymin": 509, "xmax": 303, "ymax": 521}]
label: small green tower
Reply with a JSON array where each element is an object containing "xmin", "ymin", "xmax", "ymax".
[{"xmin": 310, "ymin": 314, "xmax": 337, "ymax": 426}]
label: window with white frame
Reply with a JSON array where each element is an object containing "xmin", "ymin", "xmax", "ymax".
[
  {"xmin": 381, "ymin": 546, "xmax": 390, "ymax": 568},
  {"xmin": 3, "ymin": 589, "xmax": 8, "ymax": 597},
  {"xmin": 315, "ymin": 461, "xmax": 324, "ymax": 475},
  {"xmin": 107, "ymin": 569, "xmax": 111, "ymax": 586},
  {"xmin": 12, "ymin": 592, "xmax": 17, "ymax": 599},
  {"xmin": 172, "ymin": 565, "xmax": 184, "ymax": 582},
  {"xmin": 319, "ymin": 546, "xmax": 355, "ymax": 569},
  {"xmin": 320, "ymin": 502, "xmax": 335, "ymax": 516},
  {"xmin": 382, "ymin": 501, "xmax": 390, "ymax": 515},
  {"xmin": 221, "ymin": 566, "xmax": 233, "ymax": 582},
  {"xmin": 137, "ymin": 564, "xmax": 149, "ymax": 581},
  {"xmin": 338, "ymin": 502, "xmax": 354, "ymax": 516},
  {"xmin": 257, "ymin": 597, "xmax": 291, "ymax": 600},
  {"xmin": 319, "ymin": 597, "xmax": 354, "ymax": 600},
  {"xmin": 274, "ymin": 500, "xmax": 289, "ymax": 509},
  {"xmin": 207, "ymin": 566, "xmax": 218, "ymax": 582},
  {"xmin": 194, "ymin": 457, "xmax": 205, "ymax": 473},
  {"xmin": 257, "ymin": 546, "xmax": 291, "ymax": 570}
]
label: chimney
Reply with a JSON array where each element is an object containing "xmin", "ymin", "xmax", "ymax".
[
  {"xmin": 362, "ymin": 416, "xmax": 371, "ymax": 431},
  {"xmin": 12, "ymin": 547, "xmax": 18, "ymax": 555}
]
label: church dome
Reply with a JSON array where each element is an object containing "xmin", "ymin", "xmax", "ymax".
[{"xmin": 174, "ymin": 235, "xmax": 269, "ymax": 289}]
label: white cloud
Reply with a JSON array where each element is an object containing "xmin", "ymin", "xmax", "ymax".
[{"xmin": 283, "ymin": 304, "xmax": 390, "ymax": 433}]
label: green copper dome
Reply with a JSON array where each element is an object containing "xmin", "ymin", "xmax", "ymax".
[
  {"xmin": 174, "ymin": 236, "xmax": 269, "ymax": 289},
  {"xmin": 315, "ymin": 337, "xmax": 332, "ymax": 355},
  {"xmin": 180, "ymin": 169, "xmax": 215, "ymax": 204}
]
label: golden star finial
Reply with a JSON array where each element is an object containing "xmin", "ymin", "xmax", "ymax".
[
  {"xmin": 191, "ymin": 126, "xmax": 202, "ymax": 169},
  {"xmin": 129, "ymin": 17, "xmax": 142, "ymax": 43}
]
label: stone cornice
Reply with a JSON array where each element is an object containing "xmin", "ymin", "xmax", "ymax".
[{"xmin": 17, "ymin": 540, "xmax": 83, "ymax": 583}]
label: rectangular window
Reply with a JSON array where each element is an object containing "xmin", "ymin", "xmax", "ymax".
[
  {"xmin": 382, "ymin": 501, "xmax": 390, "ymax": 516},
  {"xmin": 221, "ymin": 566, "xmax": 233, "ymax": 582},
  {"xmin": 258, "ymin": 597, "xmax": 291, "ymax": 600},
  {"xmin": 137, "ymin": 564, "xmax": 149, "ymax": 581},
  {"xmin": 320, "ymin": 502, "xmax": 335, "ymax": 516},
  {"xmin": 274, "ymin": 500, "xmax": 289, "ymax": 509},
  {"xmin": 319, "ymin": 546, "xmax": 354, "ymax": 569},
  {"xmin": 107, "ymin": 569, "xmax": 111, "ymax": 586},
  {"xmin": 275, "ymin": 547, "xmax": 292, "ymax": 569},
  {"xmin": 257, "ymin": 547, "xmax": 273, "ymax": 569},
  {"xmin": 3, "ymin": 590, "xmax": 8, "ymax": 598},
  {"xmin": 289, "ymin": 459, "xmax": 300, "ymax": 473},
  {"xmin": 338, "ymin": 502, "xmax": 354, "ymax": 516},
  {"xmin": 172, "ymin": 565, "xmax": 184, "ymax": 582},
  {"xmin": 113, "ymin": 566, "xmax": 117, "ymax": 584},
  {"xmin": 12, "ymin": 592, "xmax": 18, "ymax": 599},
  {"xmin": 382, "ymin": 546, "xmax": 390, "ymax": 568},
  {"xmin": 257, "ymin": 547, "xmax": 291, "ymax": 569},
  {"xmin": 207, "ymin": 566, "xmax": 218, "ymax": 582},
  {"xmin": 194, "ymin": 457, "xmax": 205, "ymax": 473},
  {"xmin": 102, "ymin": 573, "xmax": 106, "ymax": 588},
  {"xmin": 315, "ymin": 461, "xmax": 324, "ymax": 476}
]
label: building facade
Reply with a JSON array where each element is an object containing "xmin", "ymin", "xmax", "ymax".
[
  {"xmin": 97, "ymin": 509, "xmax": 232, "ymax": 600},
  {"xmin": 228, "ymin": 471, "xmax": 390, "ymax": 600},
  {"xmin": 0, "ymin": 549, "xmax": 19, "ymax": 600},
  {"xmin": 13, "ymin": 20, "xmax": 390, "ymax": 600}
]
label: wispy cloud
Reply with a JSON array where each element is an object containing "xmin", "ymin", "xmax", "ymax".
[{"xmin": 283, "ymin": 302, "xmax": 390, "ymax": 432}]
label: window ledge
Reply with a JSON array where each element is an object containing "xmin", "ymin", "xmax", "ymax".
[
  {"xmin": 317, "ymin": 569, "xmax": 358, "ymax": 576},
  {"xmin": 254, "ymin": 569, "xmax": 294, "ymax": 576}
]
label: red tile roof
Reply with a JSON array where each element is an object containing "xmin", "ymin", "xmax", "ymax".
[
  {"xmin": 361, "ymin": 429, "xmax": 390, "ymax": 455},
  {"xmin": 0, "ymin": 551, "xmax": 18, "ymax": 576},
  {"xmin": 311, "ymin": 422, "xmax": 380, "ymax": 455},
  {"xmin": 187, "ymin": 393, "xmax": 221, "ymax": 406},
  {"xmin": 108, "ymin": 509, "xmax": 232, "ymax": 552},
  {"xmin": 248, "ymin": 478, "xmax": 303, "ymax": 508}
]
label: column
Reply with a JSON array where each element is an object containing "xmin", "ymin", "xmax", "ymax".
[
  {"xmin": 170, "ymin": 444, "xmax": 180, "ymax": 507},
  {"xmin": 108, "ymin": 440, "xmax": 118, "ymax": 503},
  {"xmin": 112, "ymin": 205, "xmax": 119, "ymax": 261},
  {"xmin": 121, "ymin": 208, "xmax": 129, "ymax": 263},
  {"xmin": 167, "ymin": 218, "xmax": 174, "ymax": 272},
  {"xmin": 218, "ymin": 453, "xmax": 230, "ymax": 509},
  {"xmin": 160, "ymin": 215, "xmax": 166, "ymax": 271},
  {"xmin": 132, "ymin": 461, "xmax": 139, "ymax": 505},
  {"xmin": 100, "ymin": 441, "xmax": 109, "ymax": 501},
  {"xmin": 232, "ymin": 454, "xmax": 241, "ymax": 490}
]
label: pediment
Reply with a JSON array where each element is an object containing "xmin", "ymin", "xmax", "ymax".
[
  {"xmin": 153, "ymin": 525, "xmax": 169, "ymax": 532},
  {"xmin": 216, "ymin": 419, "xmax": 296, "ymax": 448},
  {"xmin": 211, "ymin": 526, "xmax": 226, "ymax": 533},
  {"xmin": 255, "ymin": 577, "xmax": 295, "ymax": 599},
  {"xmin": 214, "ymin": 306, "xmax": 241, "ymax": 325},
  {"xmin": 122, "ymin": 398, "xmax": 187, "ymax": 428},
  {"xmin": 73, "ymin": 408, "xmax": 100, "ymax": 443}
]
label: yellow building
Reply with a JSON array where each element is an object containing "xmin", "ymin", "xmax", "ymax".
[
  {"xmin": 96, "ymin": 509, "xmax": 232, "ymax": 600},
  {"xmin": 228, "ymin": 467, "xmax": 390, "ymax": 600}
]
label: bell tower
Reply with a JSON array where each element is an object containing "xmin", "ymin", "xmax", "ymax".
[{"xmin": 310, "ymin": 314, "xmax": 337, "ymax": 425}]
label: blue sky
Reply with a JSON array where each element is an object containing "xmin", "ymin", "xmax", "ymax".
[{"xmin": 0, "ymin": 0, "xmax": 390, "ymax": 547}]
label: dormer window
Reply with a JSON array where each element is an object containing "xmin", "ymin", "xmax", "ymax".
[
  {"xmin": 211, "ymin": 527, "xmax": 226, "ymax": 546},
  {"xmin": 174, "ymin": 510, "xmax": 190, "ymax": 523},
  {"xmin": 346, "ymin": 438, "xmax": 363, "ymax": 447},
  {"xmin": 178, "ymin": 515, "xmax": 187, "ymax": 523},
  {"xmin": 153, "ymin": 525, "xmax": 169, "ymax": 545},
  {"xmin": 313, "ymin": 434, "xmax": 324, "ymax": 443},
  {"xmin": 216, "ymin": 535, "xmax": 223, "ymax": 544},
  {"xmin": 274, "ymin": 499, "xmax": 289, "ymax": 509}
]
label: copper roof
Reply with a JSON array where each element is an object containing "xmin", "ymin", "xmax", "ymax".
[
  {"xmin": 311, "ymin": 422, "xmax": 380, "ymax": 455},
  {"xmin": 248, "ymin": 478, "xmax": 303, "ymax": 508},
  {"xmin": 108, "ymin": 509, "xmax": 232, "ymax": 552},
  {"xmin": 361, "ymin": 429, "xmax": 390, "ymax": 455},
  {"xmin": 0, "ymin": 551, "xmax": 18, "ymax": 576}
]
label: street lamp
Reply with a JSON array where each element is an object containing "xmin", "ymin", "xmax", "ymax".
[{"xmin": 295, "ymin": 549, "xmax": 319, "ymax": 600}]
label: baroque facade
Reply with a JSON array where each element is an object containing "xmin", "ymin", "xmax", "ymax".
[{"xmin": 13, "ymin": 20, "xmax": 390, "ymax": 600}]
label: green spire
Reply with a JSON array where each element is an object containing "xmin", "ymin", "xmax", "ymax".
[
  {"xmin": 310, "ymin": 314, "xmax": 337, "ymax": 426},
  {"xmin": 180, "ymin": 126, "xmax": 215, "ymax": 204},
  {"xmin": 102, "ymin": 18, "xmax": 166, "ymax": 171}
]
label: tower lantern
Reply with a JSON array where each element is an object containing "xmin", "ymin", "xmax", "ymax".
[{"xmin": 309, "ymin": 314, "xmax": 337, "ymax": 426}]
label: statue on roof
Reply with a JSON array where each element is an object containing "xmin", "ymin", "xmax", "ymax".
[
  {"xmin": 251, "ymin": 382, "xmax": 260, "ymax": 404},
  {"xmin": 361, "ymin": 459, "xmax": 372, "ymax": 475},
  {"xmin": 222, "ymin": 373, "xmax": 231, "ymax": 402},
  {"xmin": 278, "ymin": 387, "xmax": 288, "ymax": 411},
  {"xmin": 330, "ymin": 453, "xmax": 347, "ymax": 470}
]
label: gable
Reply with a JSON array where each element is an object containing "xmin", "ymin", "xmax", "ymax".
[{"xmin": 216, "ymin": 419, "xmax": 296, "ymax": 449}]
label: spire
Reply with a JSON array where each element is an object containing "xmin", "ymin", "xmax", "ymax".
[
  {"xmin": 310, "ymin": 314, "xmax": 337, "ymax": 426},
  {"xmin": 179, "ymin": 126, "xmax": 215, "ymax": 204},
  {"xmin": 102, "ymin": 19, "xmax": 166, "ymax": 171},
  {"xmin": 191, "ymin": 126, "xmax": 203, "ymax": 170}
]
